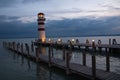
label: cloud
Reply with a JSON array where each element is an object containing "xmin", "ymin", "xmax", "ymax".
[
  {"xmin": 22, "ymin": 0, "xmax": 48, "ymax": 3},
  {"xmin": 0, "ymin": 0, "xmax": 19, "ymax": 7},
  {"xmin": 46, "ymin": 16, "xmax": 120, "ymax": 37},
  {"xmin": 17, "ymin": 16, "xmax": 37, "ymax": 23},
  {"xmin": 0, "ymin": 15, "xmax": 120, "ymax": 38},
  {"xmin": 0, "ymin": 15, "xmax": 37, "ymax": 38}
]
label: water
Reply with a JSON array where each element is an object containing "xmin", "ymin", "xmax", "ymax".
[
  {"xmin": 0, "ymin": 38, "xmax": 87, "ymax": 80},
  {"xmin": 0, "ymin": 36, "xmax": 120, "ymax": 80}
]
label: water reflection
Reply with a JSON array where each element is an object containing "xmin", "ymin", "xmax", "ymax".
[
  {"xmin": 37, "ymin": 45, "xmax": 120, "ymax": 74},
  {"xmin": 11, "ymin": 47, "xmax": 87, "ymax": 80}
]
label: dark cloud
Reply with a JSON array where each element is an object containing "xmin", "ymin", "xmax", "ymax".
[
  {"xmin": 46, "ymin": 16, "xmax": 120, "ymax": 37},
  {"xmin": 0, "ymin": 0, "xmax": 18, "ymax": 7},
  {"xmin": 22, "ymin": 0, "xmax": 47, "ymax": 3},
  {"xmin": 0, "ymin": 15, "xmax": 120, "ymax": 38},
  {"xmin": 0, "ymin": 15, "xmax": 37, "ymax": 38}
]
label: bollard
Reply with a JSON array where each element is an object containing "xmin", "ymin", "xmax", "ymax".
[
  {"xmin": 112, "ymin": 39, "xmax": 117, "ymax": 45},
  {"xmin": 92, "ymin": 52, "xmax": 96, "ymax": 80},
  {"xmin": 86, "ymin": 39, "xmax": 89, "ymax": 44},
  {"xmin": 106, "ymin": 51, "xmax": 110, "ymax": 72},
  {"xmin": 98, "ymin": 40, "xmax": 101, "ymax": 45}
]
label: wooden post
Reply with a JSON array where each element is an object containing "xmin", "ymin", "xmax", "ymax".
[
  {"xmin": 92, "ymin": 52, "xmax": 96, "ymax": 80},
  {"xmin": 27, "ymin": 45, "xmax": 30, "ymax": 57},
  {"xmin": 63, "ymin": 45, "xmax": 65, "ymax": 60},
  {"xmin": 92, "ymin": 40, "xmax": 96, "ymax": 80},
  {"xmin": 65, "ymin": 52, "xmax": 70, "ymax": 75},
  {"xmin": 83, "ymin": 51, "xmax": 86, "ymax": 66},
  {"xmin": 92, "ymin": 40, "xmax": 96, "ymax": 52},
  {"xmin": 99, "ymin": 47, "xmax": 102, "ymax": 52},
  {"xmin": 31, "ymin": 42, "xmax": 34, "ymax": 52},
  {"xmin": 17, "ymin": 43, "xmax": 20, "ymax": 53},
  {"xmin": 106, "ymin": 50, "xmax": 110, "ymax": 72},
  {"xmin": 48, "ymin": 46, "xmax": 51, "ymax": 67},
  {"xmin": 51, "ymin": 45, "xmax": 54, "ymax": 58},
  {"xmin": 21, "ymin": 43, "xmax": 23, "ymax": 55},
  {"xmin": 35, "ymin": 48, "xmax": 39, "ymax": 62},
  {"xmin": 109, "ymin": 38, "xmax": 111, "ymax": 45},
  {"xmin": 25, "ymin": 43, "xmax": 30, "ymax": 57}
]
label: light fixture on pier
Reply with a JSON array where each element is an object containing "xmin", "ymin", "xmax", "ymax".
[
  {"xmin": 92, "ymin": 40, "xmax": 95, "ymax": 42},
  {"xmin": 57, "ymin": 38, "xmax": 62, "ymax": 44},
  {"xmin": 92, "ymin": 40, "xmax": 95, "ymax": 46},
  {"xmin": 71, "ymin": 39, "xmax": 75, "ymax": 44},
  {"xmin": 48, "ymin": 38, "xmax": 52, "ymax": 43}
]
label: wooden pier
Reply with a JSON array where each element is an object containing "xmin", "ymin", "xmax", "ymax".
[
  {"xmin": 34, "ymin": 41, "xmax": 120, "ymax": 53},
  {"xmin": 3, "ymin": 41, "xmax": 120, "ymax": 80}
]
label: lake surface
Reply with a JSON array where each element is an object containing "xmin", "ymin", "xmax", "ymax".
[{"xmin": 0, "ymin": 36, "xmax": 120, "ymax": 80}]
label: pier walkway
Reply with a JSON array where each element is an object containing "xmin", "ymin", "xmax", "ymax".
[
  {"xmin": 3, "ymin": 41, "xmax": 120, "ymax": 80},
  {"xmin": 34, "ymin": 42, "xmax": 120, "ymax": 53}
]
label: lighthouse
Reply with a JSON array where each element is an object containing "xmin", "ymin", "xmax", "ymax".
[{"xmin": 37, "ymin": 13, "xmax": 46, "ymax": 42}]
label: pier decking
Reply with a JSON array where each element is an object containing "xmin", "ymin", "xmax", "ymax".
[{"xmin": 3, "ymin": 41, "xmax": 120, "ymax": 80}]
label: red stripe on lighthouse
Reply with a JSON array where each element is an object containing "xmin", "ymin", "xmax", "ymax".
[{"xmin": 38, "ymin": 28, "xmax": 45, "ymax": 31}]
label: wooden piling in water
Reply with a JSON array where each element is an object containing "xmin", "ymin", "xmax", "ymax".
[
  {"xmin": 62, "ymin": 45, "xmax": 65, "ymax": 60},
  {"xmin": 48, "ymin": 46, "xmax": 52, "ymax": 67},
  {"xmin": 65, "ymin": 52, "xmax": 70, "ymax": 75},
  {"xmin": 106, "ymin": 49, "xmax": 110, "ymax": 72},
  {"xmin": 31, "ymin": 41, "xmax": 34, "ymax": 52},
  {"xmin": 35, "ymin": 48, "xmax": 39, "ymax": 62},
  {"xmin": 25, "ymin": 43, "xmax": 30, "ymax": 57},
  {"xmin": 92, "ymin": 52, "xmax": 96, "ymax": 80},
  {"xmin": 83, "ymin": 51, "xmax": 86, "ymax": 66},
  {"xmin": 92, "ymin": 40, "xmax": 96, "ymax": 80},
  {"xmin": 21, "ymin": 43, "xmax": 23, "ymax": 55}
]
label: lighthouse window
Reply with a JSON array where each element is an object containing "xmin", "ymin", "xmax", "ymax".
[{"xmin": 39, "ymin": 14, "xmax": 43, "ymax": 17}]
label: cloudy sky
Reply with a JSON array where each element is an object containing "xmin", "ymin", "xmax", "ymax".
[{"xmin": 0, "ymin": 0, "xmax": 120, "ymax": 38}]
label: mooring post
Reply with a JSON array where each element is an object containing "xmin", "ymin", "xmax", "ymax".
[
  {"xmin": 106, "ymin": 49, "xmax": 110, "ymax": 72},
  {"xmin": 83, "ymin": 51, "xmax": 86, "ymax": 66},
  {"xmin": 65, "ymin": 52, "xmax": 70, "ymax": 75},
  {"xmin": 92, "ymin": 40, "xmax": 96, "ymax": 80},
  {"xmin": 35, "ymin": 48, "xmax": 39, "ymax": 62},
  {"xmin": 48, "ymin": 46, "xmax": 51, "ymax": 67},
  {"xmin": 63, "ymin": 45, "xmax": 65, "ymax": 60},
  {"xmin": 21, "ymin": 43, "xmax": 23, "ymax": 55}
]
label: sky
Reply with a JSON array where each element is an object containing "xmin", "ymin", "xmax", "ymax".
[{"xmin": 0, "ymin": 0, "xmax": 120, "ymax": 38}]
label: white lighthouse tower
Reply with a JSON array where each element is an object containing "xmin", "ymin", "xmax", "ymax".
[{"xmin": 37, "ymin": 13, "xmax": 46, "ymax": 42}]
